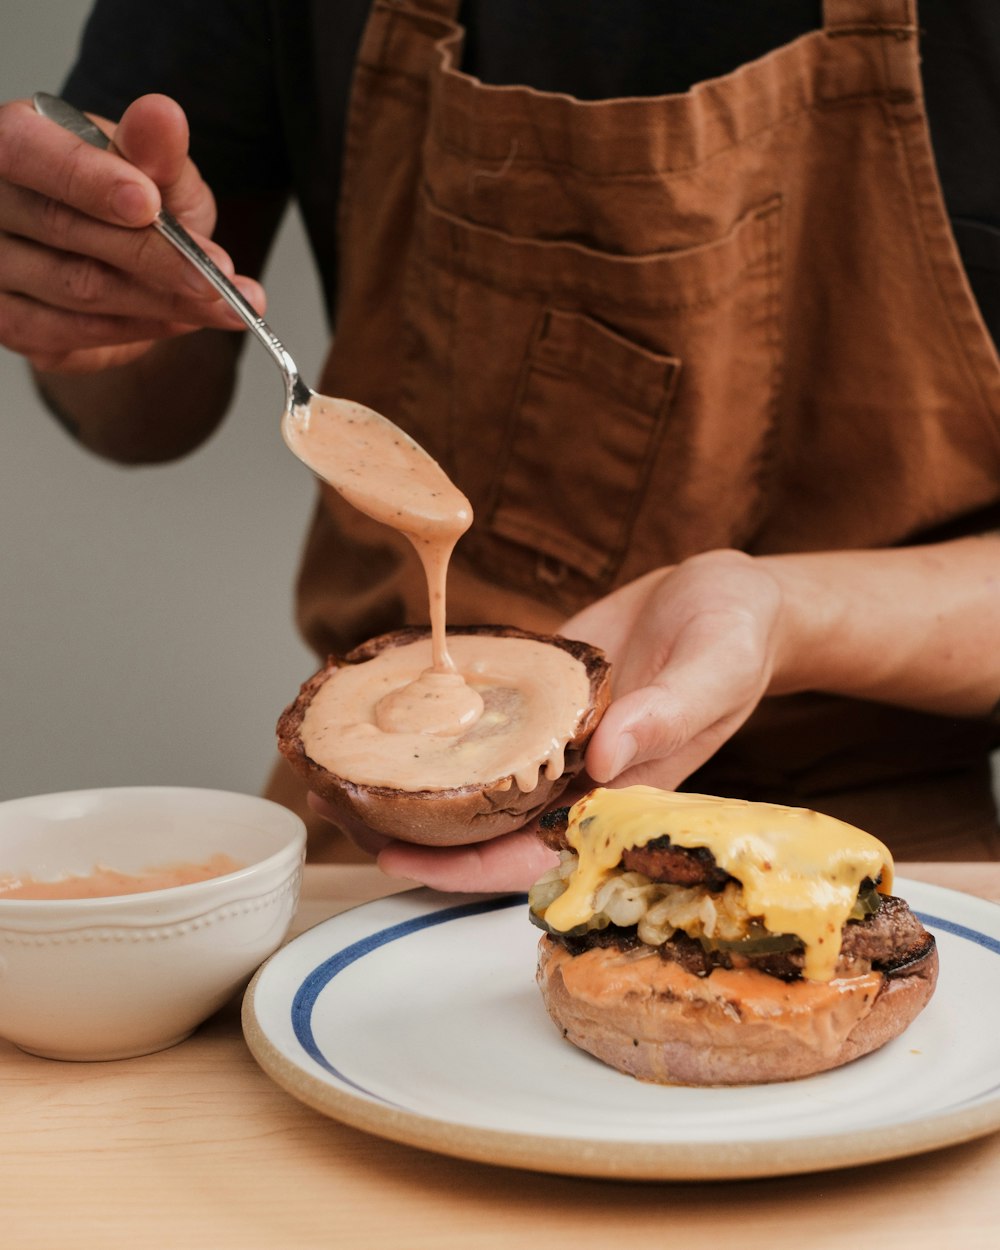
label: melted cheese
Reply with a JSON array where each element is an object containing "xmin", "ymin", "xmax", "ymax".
[{"xmin": 540, "ymin": 786, "xmax": 893, "ymax": 982}]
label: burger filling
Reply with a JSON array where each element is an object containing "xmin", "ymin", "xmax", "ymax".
[{"xmin": 530, "ymin": 792, "xmax": 931, "ymax": 983}]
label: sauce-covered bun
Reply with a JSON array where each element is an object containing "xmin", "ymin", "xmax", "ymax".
[
  {"xmin": 531, "ymin": 787, "xmax": 938, "ymax": 1085},
  {"xmin": 276, "ymin": 625, "xmax": 610, "ymax": 846}
]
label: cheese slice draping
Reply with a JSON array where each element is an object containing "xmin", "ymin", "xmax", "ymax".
[{"xmin": 540, "ymin": 786, "xmax": 893, "ymax": 982}]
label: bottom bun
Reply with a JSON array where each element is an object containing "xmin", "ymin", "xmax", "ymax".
[{"xmin": 536, "ymin": 935, "xmax": 939, "ymax": 1085}]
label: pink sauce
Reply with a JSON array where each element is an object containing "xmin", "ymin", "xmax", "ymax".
[
  {"xmin": 0, "ymin": 853, "xmax": 243, "ymax": 900},
  {"xmin": 284, "ymin": 393, "xmax": 592, "ymax": 785},
  {"xmin": 282, "ymin": 395, "xmax": 472, "ymax": 678},
  {"xmin": 300, "ymin": 634, "xmax": 592, "ymax": 792}
]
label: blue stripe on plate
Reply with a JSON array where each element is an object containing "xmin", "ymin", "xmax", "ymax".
[
  {"xmin": 291, "ymin": 894, "xmax": 528, "ymax": 1092},
  {"xmin": 916, "ymin": 911, "xmax": 1000, "ymax": 956}
]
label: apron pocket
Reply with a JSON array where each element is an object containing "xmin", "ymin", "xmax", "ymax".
[
  {"xmin": 486, "ymin": 308, "xmax": 680, "ymax": 583},
  {"xmin": 400, "ymin": 190, "xmax": 784, "ymax": 609}
]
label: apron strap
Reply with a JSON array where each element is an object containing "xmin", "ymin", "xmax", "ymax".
[
  {"xmin": 355, "ymin": 0, "xmax": 462, "ymax": 80},
  {"xmin": 822, "ymin": 0, "xmax": 918, "ymax": 32}
]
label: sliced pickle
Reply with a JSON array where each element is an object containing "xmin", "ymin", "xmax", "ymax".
[
  {"xmin": 528, "ymin": 907, "xmax": 610, "ymax": 939},
  {"xmin": 700, "ymin": 926, "xmax": 801, "ymax": 956},
  {"xmin": 850, "ymin": 879, "xmax": 883, "ymax": 920}
]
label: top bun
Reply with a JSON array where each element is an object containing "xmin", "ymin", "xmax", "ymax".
[{"xmin": 276, "ymin": 625, "xmax": 611, "ymax": 846}]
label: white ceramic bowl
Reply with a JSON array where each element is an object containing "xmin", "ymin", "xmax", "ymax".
[{"xmin": 0, "ymin": 787, "xmax": 306, "ymax": 1061}]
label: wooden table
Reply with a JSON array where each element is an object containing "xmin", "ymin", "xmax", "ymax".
[{"xmin": 2, "ymin": 863, "xmax": 999, "ymax": 1249}]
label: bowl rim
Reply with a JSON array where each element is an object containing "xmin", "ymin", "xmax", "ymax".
[{"xmin": 0, "ymin": 786, "xmax": 306, "ymax": 911}]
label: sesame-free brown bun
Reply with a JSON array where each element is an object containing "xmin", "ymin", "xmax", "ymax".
[
  {"xmin": 536, "ymin": 934, "xmax": 939, "ymax": 1086},
  {"xmin": 276, "ymin": 625, "xmax": 611, "ymax": 847}
]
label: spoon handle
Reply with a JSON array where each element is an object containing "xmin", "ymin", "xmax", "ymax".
[{"xmin": 31, "ymin": 92, "xmax": 309, "ymax": 410}]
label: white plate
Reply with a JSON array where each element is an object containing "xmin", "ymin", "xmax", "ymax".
[{"xmin": 242, "ymin": 878, "xmax": 1000, "ymax": 1180}]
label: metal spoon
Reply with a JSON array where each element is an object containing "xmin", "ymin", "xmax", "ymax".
[
  {"xmin": 31, "ymin": 92, "xmax": 472, "ymax": 547},
  {"xmin": 31, "ymin": 92, "xmax": 313, "ymax": 419},
  {"xmin": 31, "ymin": 90, "xmax": 479, "ymax": 696}
]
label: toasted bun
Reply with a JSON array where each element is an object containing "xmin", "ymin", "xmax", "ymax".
[
  {"xmin": 276, "ymin": 625, "xmax": 610, "ymax": 847},
  {"xmin": 536, "ymin": 935, "xmax": 939, "ymax": 1085}
]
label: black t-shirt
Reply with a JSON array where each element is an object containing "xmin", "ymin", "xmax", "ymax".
[{"xmin": 62, "ymin": 0, "xmax": 1000, "ymax": 340}]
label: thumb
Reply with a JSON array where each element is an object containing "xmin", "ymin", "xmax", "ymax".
[
  {"xmin": 585, "ymin": 684, "xmax": 692, "ymax": 784},
  {"xmin": 113, "ymin": 93, "xmax": 189, "ymax": 191},
  {"xmin": 113, "ymin": 94, "xmax": 216, "ymax": 235},
  {"xmin": 585, "ymin": 661, "xmax": 764, "ymax": 790}
]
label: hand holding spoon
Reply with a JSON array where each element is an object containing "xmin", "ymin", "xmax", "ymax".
[
  {"xmin": 31, "ymin": 92, "xmax": 470, "ymax": 530},
  {"xmin": 33, "ymin": 92, "xmax": 472, "ymax": 675}
]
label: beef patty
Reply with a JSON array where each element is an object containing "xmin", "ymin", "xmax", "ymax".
[
  {"xmin": 539, "ymin": 806, "xmax": 733, "ymax": 889},
  {"xmin": 543, "ymin": 894, "xmax": 933, "ymax": 982}
]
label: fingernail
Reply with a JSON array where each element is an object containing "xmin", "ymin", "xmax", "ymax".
[
  {"xmin": 609, "ymin": 732, "xmax": 638, "ymax": 778},
  {"xmin": 111, "ymin": 180, "xmax": 152, "ymax": 225}
]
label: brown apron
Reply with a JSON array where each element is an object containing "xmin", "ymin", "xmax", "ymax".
[{"xmin": 268, "ymin": 0, "xmax": 1000, "ymax": 861}]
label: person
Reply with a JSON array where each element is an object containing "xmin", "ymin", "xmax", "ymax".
[{"xmin": 2, "ymin": 0, "xmax": 999, "ymax": 893}]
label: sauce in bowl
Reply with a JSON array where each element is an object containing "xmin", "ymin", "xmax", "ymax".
[{"xmin": 0, "ymin": 852, "xmax": 243, "ymax": 900}]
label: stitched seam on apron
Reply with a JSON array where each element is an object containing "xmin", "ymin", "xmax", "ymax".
[
  {"xmin": 440, "ymin": 269, "xmax": 754, "ymax": 314},
  {"xmin": 418, "ymin": 191, "xmax": 783, "ymax": 312},
  {"xmin": 418, "ymin": 257, "xmax": 770, "ymax": 316},
  {"xmin": 745, "ymin": 205, "xmax": 786, "ymax": 536},
  {"xmin": 428, "ymin": 91, "xmax": 909, "ymax": 180},
  {"xmin": 358, "ymin": 4, "xmax": 456, "ymax": 83}
]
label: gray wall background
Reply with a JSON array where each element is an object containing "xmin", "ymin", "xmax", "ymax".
[{"xmin": 2, "ymin": 1, "xmax": 323, "ymax": 801}]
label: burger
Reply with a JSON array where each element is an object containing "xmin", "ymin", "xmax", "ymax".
[{"xmin": 529, "ymin": 785, "xmax": 938, "ymax": 1085}]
